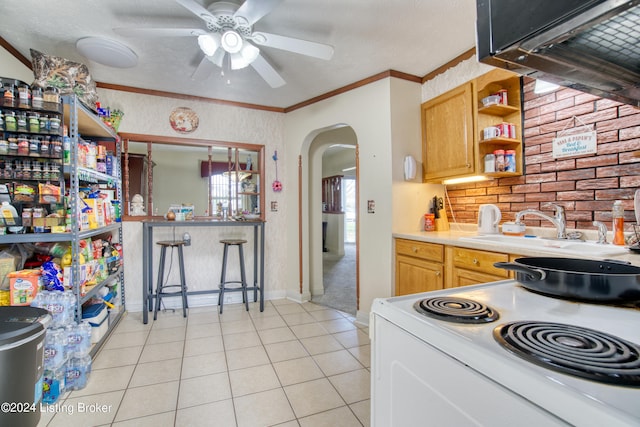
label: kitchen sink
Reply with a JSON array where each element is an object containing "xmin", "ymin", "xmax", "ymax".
[{"xmin": 458, "ymin": 234, "xmax": 629, "ymax": 257}]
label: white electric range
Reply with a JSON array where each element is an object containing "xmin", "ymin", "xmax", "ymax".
[{"xmin": 370, "ymin": 280, "xmax": 640, "ymax": 427}]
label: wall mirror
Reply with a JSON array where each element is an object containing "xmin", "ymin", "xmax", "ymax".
[{"xmin": 120, "ymin": 134, "xmax": 264, "ymax": 220}]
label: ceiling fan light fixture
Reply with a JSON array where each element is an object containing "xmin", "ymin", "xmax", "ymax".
[
  {"xmin": 241, "ymin": 43, "xmax": 260, "ymax": 62},
  {"xmin": 230, "ymin": 43, "xmax": 260, "ymax": 70},
  {"xmin": 197, "ymin": 33, "xmax": 220, "ymax": 56},
  {"xmin": 221, "ymin": 30, "xmax": 243, "ymax": 53},
  {"xmin": 206, "ymin": 47, "xmax": 226, "ymax": 67},
  {"xmin": 230, "ymin": 52, "xmax": 249, "ymax": 70}
]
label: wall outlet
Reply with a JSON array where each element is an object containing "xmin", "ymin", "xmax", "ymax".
[{"xmin": 183, "ymin": 232, "xmax": 191, "ymax": 246}]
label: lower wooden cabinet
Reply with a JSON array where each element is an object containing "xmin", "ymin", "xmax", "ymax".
[
  {"xmin": 445, "ymin": 246, "xmax": 509, "ymax": 288},
  {"xmin": 396, "ymin": 255, "xmax": 444, "ymax": 295},
  {"xmin": 394, "ymin": 238, "xmax": 519, "ymax": 296},
  {"xmin": 395, "ymin": 239, "xmax": 444, "ymax": 296}
]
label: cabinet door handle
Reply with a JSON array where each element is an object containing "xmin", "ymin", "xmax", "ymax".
[
  {"xmin": 435, "ymin": 271, "xmax": 441, "ymax": 277},
  {"xmin": 412, "ymin": 247, "xmax": 418, "ymax": 253},
  {"xmin": 473, "ymin": 258, "xmax": 479, "ymax": 265}
]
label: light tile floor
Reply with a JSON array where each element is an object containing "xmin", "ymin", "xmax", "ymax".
[{"xmin": 37, "ymin": 299, "xmax": 371, "ymax": 427}]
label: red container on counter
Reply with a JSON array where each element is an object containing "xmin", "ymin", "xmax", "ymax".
[{"xmin": 424, "ymin": 213, "xmax": 435, "ymax": 231}]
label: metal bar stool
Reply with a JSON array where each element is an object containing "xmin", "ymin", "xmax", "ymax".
[
  {"xmin": 218, "ymin": 239, "xmax": 249, "ymax": 314},
  {"xmin": 154, "ymin": 240, "xmax": 188, "ymax": 320}
]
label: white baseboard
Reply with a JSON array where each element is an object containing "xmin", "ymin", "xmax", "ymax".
[{"xmin": 126, "ymin": 289, "xmax": 288, "ymax": 313}]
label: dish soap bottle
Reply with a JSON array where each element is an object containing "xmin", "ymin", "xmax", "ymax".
[{"xmin": 612, "ymin": 200, "xmax": 625, "ymax": 245}]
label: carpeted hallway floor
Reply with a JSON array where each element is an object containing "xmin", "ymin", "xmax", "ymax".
[{"xmin": 312, "ymin": 243, "xmax": 357, "ymax": 315}]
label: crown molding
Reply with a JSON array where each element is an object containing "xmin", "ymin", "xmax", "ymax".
[{"xmin": 1, "ymin": 36, "xmax": 475, "ymax": 113}]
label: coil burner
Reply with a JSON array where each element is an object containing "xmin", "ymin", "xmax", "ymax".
[
  {"xmin": 413, "ymin": 296, "xmax": 499, "ymax": 324},
  {"xmin": 494, "ymin": 321, "xmax": 640, "ymax": 386}
]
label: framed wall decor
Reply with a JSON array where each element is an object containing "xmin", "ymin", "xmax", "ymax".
[{"xmin": 169, "ymin": 107, "xmax": 199, "ymax": 134}]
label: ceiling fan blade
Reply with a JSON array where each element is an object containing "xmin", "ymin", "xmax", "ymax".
[
  {"xmin": 234, "ymin": 0, "xmax": 283, "ymax": 26},
  {"xmin": 251, "ymin": 32, "xmax": 334, "ymax": 60},
  {"xmin": 251, "ymin": 54, "xmax": 285, "ymax": 88},
  {"xmin": 175, "ymin": 0, "xmax": 219, "ymax": 27},
  {"xmin": 114, "ymin": 27, "xmax": 206, "ymax": 37},
  {"xmin": 191, "ymin": 55, "xmax": 216, "ymax": 81}
]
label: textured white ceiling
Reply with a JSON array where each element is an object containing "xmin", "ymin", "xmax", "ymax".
[{"xmin": 0, "ymin": 0, "xmax": 477, "ymax": 108}]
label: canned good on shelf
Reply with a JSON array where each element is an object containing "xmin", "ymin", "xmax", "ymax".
[
  {"xmin": 505, "ymin": 150, "xmax": 516, "ymax": 172},
  {"xmin": 494, "ymin": 149, "xmax": 505, "ymax": 172},
  {"xmin": 484, "ymin": 153, "xmax": 496, "ymax": 173}
]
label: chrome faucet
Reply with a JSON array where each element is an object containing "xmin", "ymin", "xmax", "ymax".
[
  {"xmin": 592, "ymin": 221, "xmax": 608, "ymax": 244},
  {"xmin": 515, "ymin": 204, "xmax": 567, "ymax": 239}
]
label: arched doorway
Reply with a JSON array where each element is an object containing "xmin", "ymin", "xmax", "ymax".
[{"xmin": 305, "ymin": 126, "xmax": 358, "ymax": 314}]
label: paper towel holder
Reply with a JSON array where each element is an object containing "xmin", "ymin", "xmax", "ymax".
[{"xmin": 404, "ymin": 155, "xmax": 417, "ymax": 180}]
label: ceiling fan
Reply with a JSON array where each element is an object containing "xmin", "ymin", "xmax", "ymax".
[{"xmin": 114, "ymin": 0, "xmax": 334, "ymax": 88}]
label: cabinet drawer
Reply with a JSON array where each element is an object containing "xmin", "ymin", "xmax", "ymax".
[
  {"xmin": 451, "ymin": 247, "xmax": 509, "ymax": 278},
  {"xmin": 396, "ymin": 239, "xmax": 444, "ymax": 263}
]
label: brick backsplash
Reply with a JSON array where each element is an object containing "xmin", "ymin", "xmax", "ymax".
[{"xmin": 446, "ymin": 77, "xmax": 640, "ymax": 232}]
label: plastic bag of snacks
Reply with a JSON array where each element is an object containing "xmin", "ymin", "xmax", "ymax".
[{"xmin": 41, "ymin": 260, "xmax": 64, "ymax": 291}]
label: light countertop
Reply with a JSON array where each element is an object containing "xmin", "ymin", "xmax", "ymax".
[{"xmin": 393, "ymin": 224, "xmax": 640, "ymax": 267}]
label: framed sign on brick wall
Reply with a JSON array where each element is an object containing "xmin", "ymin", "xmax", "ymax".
[{"xmin": 552, "ymin": 131, "xmax": 597, "ymax": 158}]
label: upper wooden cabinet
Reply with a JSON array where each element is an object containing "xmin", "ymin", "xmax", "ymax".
[
  {"xmin": 421, "ymin": 81, "xmax": 475, "ymax": 181},
  {"xmin": 421, "ymin": 69, "xmax": 522, "ymax": 182}
]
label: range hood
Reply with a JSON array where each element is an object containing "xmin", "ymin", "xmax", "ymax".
[{"xmin": 476, "ymin": 0, "xmax": 640, "ymax": 106}]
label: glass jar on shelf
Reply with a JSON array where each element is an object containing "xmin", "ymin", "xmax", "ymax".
[
  {"xmin": 16, "ymin": 111, "xmax": 27, "ymax": 132},
  {"xmin": 49, "ymin": 117, "xmax": 61, "ymax": 134},
  {"xmin": 21, "ymin": 208, "xmax": 33, "ymax": 229},
  {"xmin": 4, "ymin": 111, "xmax": 16, "ymax": 132},
  {"xmin": 18, "ymin": 84, "xmax": 30, "ymax": 108},
  {"xmin": 43, "ymin": 87, "xmax": 60, "ymax": 110},
  {"xmin": 2, "ymin": 161, "xmax": 12, "ymax": 179},
  {"xmin": 31, "ymin": 161, "xmax": 42, "ymax": 180},
  {"xmin": 28, "ymin": 112, "xmax": 40, "ymax": 133},
  {"xmin": 8, "ymin": 137, "xmax": 18, "ymax": 155},
  {"xmin": 3, "ymin": 83, "xmax": 16, "ymax": 106},
  {"xmin": 51, "ymin": 137, "xmax": 62, "ymax": 158},
  {"xmin": 17, "ymin": 134, "xmax": 29, "ymax": 156},
  {"xmin": 29, "ymin": 137, "xmax": 40, "ymax": 157},
  {"xmin": 40, "ymin": 136, "xmax": 51, "ymax": 156},
  {"xmin": 39, "ymin": 114, "xmax": 49, "ymax": 132},
  {"xmin": 32, "ymin": 87, "xmax": 43, "ymax": 109},
  {"xmin": 23, "ymin": 161, "xmax": 33, "ymax": 180},
  {"xmin": 14, "ymin": 160, "xmax": 23, "ymax": 179}
]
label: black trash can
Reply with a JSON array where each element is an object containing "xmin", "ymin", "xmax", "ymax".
[{"xmin": 0, "ymin": 306, "xmax": 51, "ymax": 427}]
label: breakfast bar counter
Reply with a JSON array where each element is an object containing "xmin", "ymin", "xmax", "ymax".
[{"xmin": 141, "ymin": 218, "xmax": 265, "ymax": 323}]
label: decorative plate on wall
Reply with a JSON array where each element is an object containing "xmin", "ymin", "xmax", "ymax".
[{"xmin": 169, "ymin": 107, "xmax": 199, "ymax": 134}]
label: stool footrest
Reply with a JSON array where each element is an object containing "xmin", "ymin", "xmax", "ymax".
[
  {"xmin": 154, "ymin": 242, "xmax": 189, "ymax": 320},
  {"xmin": 219, "ymin": 239, "xmax": 249, "ymax": 314}
]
